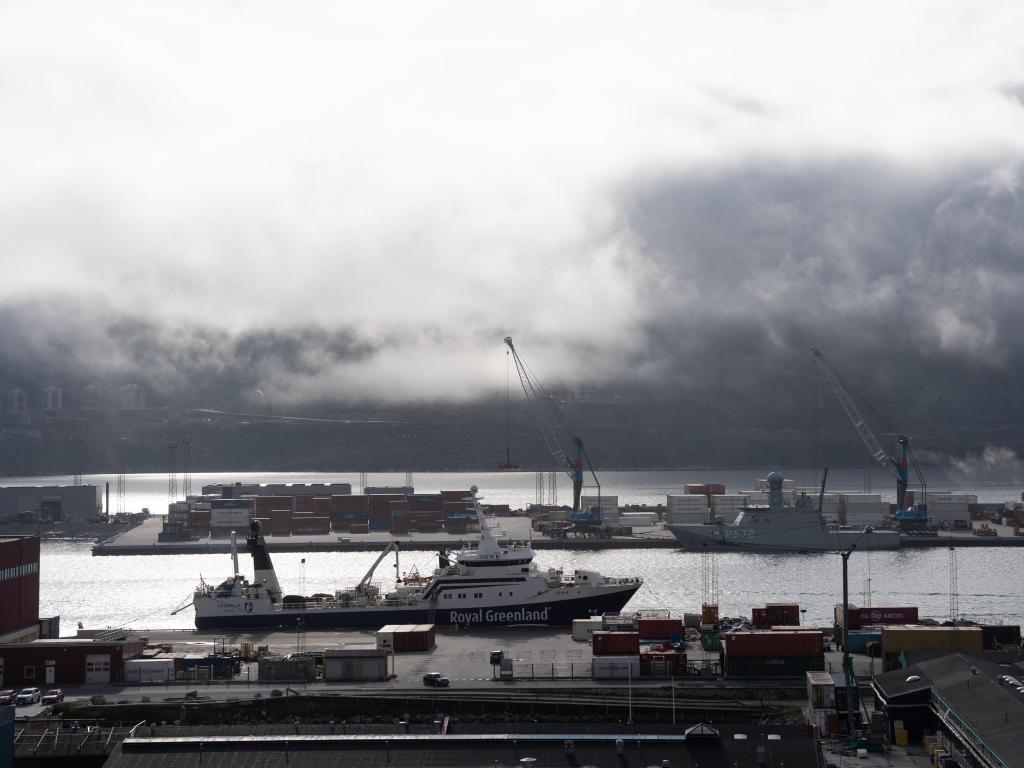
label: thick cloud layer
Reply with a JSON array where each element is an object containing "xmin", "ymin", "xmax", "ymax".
[{"xmin": 1, "ymin": 1, "xmax": 1023, "ymax": 429}]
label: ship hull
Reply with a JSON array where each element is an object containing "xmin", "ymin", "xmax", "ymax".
[
  {"xmin": 667, "ymin": 523, "xmax": 900, "ymax": 553},
  {"xmin": 194, "ymin": 583, "xmax": 641, "ymax": 631}
]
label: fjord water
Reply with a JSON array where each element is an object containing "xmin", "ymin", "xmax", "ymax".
[{"xmin": 15, "ymin": 469, "xmax": 1024, "ymax": 633}]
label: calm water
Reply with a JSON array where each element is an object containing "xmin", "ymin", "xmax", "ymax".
[{"xmin": 11, "ymin": 469, "xmax": 1024, "ymax": 634}]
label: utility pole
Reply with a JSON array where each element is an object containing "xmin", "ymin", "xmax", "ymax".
[
  {"xmin": 167, "ymin": 443, "xmax": 178, "ymax": 504},
  {"xmin": 181, "ymin": 437, "xmax": 193, "ymax": 498},
  {"xmin": 71, "ymin": 436, "xmax": 83, "ymax": 487}
]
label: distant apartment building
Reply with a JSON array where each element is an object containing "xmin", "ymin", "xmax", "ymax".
[
  {"xmin": 80, "ymin": 384, "xmax": 101, "ymax": 409},
  {"xmin": 119, "ymin": 384, "xmax": 145, "ymax": 409},
  {"xmin": 42, "ymin": 385, "xmax": 62, "ymax": 412},
  {"xmin": 7, "ymin": 389, "xmax": 26, "ymax": 415}
]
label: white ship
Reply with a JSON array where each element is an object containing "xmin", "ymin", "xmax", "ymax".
[
  {"xmin": 193, "ymin": 488, "xmax": 643, "ymax": 630},
  {"xmin": 668, "ymin": 472, "xmax": 899, "ymax": 553}
]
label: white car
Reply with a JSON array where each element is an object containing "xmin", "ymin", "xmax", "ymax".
[{"xmin": 17, "ymin": 687, "xmax": 41, "ymax": 705}]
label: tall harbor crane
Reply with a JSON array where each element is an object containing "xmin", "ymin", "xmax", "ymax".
[
  {"xmin": 503, "ymin": 337, "xmax": 603, "ymax": 527},
  {"xmin": 810, "ymin": 346, "xmax": 926, "ymax": 513}
]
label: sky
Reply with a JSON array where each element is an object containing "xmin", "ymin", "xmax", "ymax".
[{"xmin": 1, "ymin": 1, "xmax": 1024, "ymax": 420}]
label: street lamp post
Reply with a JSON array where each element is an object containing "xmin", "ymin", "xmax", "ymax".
[{"xmin": 840, "ymin": 526, "xmax": 873, "ymax": 737}]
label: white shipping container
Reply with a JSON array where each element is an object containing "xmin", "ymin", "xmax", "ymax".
[
  {"xmin": 124, "ymin": 658, "xmax": 175, "ymax": 683},
  {"xmin": 667, "ymin": 494, "xmax": 708, "ymax": 507},
  {"xmin": 927, "ymin": 503, "xmax": 970, "ymax": 523},
  {"xmin": 592, "ymin": 655, "xmax": 641, "ymax": 679},
  {"xmin": 667, "ymin": 509, "xmax": 708, "ymax": 524},
  {"xmin": 619, "ymin": 512, "xmax": 657, "ymax": 526},
  {"xmin": 710, "ymin": 494, "xmax": 749, "ymax": 508},
  {"xmin": 840, "ymin": 493, "xmax": 882, "ymax": 504},
  {"xmin": 757, "ymin": 478, "xmax": 795, "ymax": 491},
  {"xmin": 572, "ymin": 617, "xmax": 605, "ymax": 641}
]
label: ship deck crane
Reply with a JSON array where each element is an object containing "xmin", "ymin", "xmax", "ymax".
[
  {"xmin": 503, "ymin": 337, "xmax": 602, "ymax": 522},
  {"xmin": 811, "ymin": 346, "xmax": 926, "ymax": 512}
]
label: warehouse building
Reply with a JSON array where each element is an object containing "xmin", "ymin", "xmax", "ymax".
[
  {"xmin": 0, "ymin": 637, "xmax": 145, "ymax": 687},
  {"xmin": 0, "ymin": 535, "xmax": 39, "ymax": 644},
  {"xmin": 0, "ymin": 485, "xmax": 101, "ymax": 523}
]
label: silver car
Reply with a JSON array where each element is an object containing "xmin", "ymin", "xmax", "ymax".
[{"xmin": 16, "ymin": 687, "xmax": 41, "ymax": 705}]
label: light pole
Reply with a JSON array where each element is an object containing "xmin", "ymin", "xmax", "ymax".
[{"xmin": 840, "ymin": 526, "xmax": 874, "ymax": 736}]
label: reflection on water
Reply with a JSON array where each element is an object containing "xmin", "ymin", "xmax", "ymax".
[{"xmin": 42, "ymin": 541, "xmax": 1024, "ymax": 633}]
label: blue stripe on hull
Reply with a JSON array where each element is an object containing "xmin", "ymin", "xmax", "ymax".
[{"xmin": 195, "ymin": 586, "xmax": 640, "ymax": 631}]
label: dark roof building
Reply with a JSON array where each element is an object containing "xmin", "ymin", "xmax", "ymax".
[
  {"xmin": 872, "ymin": 653, "xmax": 1024, "ymax": 768},
  {"xmin": 101, "ymin": 723, "xmax": 820, "ymax": 768}
]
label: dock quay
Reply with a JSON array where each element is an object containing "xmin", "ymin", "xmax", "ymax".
[{"xmin": 92, "ymin": 516, "xmax": 1024, "ymax": 555}]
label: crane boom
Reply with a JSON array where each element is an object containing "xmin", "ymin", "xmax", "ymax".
[
  {"xmin": 811, "ymin": 346, "xmax": 890, "ymax": 467},
  {"xmin": 503, "ymin": 336, "xmax": 599, "ymax": 514}
]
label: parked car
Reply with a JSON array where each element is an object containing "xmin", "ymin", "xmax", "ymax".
[
  {"xmin": 422, "ymin": 672, "xmax": 450, "ymax": 687},
  {"xmin": 42, "ymin": 689, "xmax": 65, "ymax": 705},
  {"xmin": 0, "ymin": 690, "xmax": 16, "ymax": 705},
  {"xmin": 16, "ymin": 688, "xmax": 41, "ymax": 705},
  {"xmin": 489, "ymin": 650, "xmax": 505, "ymax": 665}
]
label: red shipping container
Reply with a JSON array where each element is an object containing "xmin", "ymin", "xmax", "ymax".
[
  {"xmin": 331, "ymin": 518, "xmax": 350, "ymax": 532},
  {"xmin": 701, "ymin": 605, "xmax": 719, "ymax": 625},
  {"xmin": 350, "ymin": 524, "xmax": 369, "ymax": 534},
  {"xmin": 332, "ymin": 495, "xmax": 369, "ymax": 513},
  {"xmin": 313, "ymin": 497, "xmax": 331, "ymax": 515},
  {"xmin": 389, "ymin": 501, "xmax": 410, "ymax": 511},
  {"xmin": 637, "ymin": 618, "xmax": 684, "ymax": 640},
  {"xmin": 369, "ymin": 495, "xmax": 405, "ymax": 512},
  {"xmin": 683, "ymin": 484, "xmax": 708, "ymax": 495},
  {"xmin": 752, "ymin": 608, "xmax": 770, "ymax": 628},
  {"xmin": 723, "ymin": 631, "xmax": 823, "ymax": 658},
  {"xmin": 835, "ymin": 605, "xmax": 918, "ymax": 630},
  {"xmin": 706, "ymin": 483, "xmax": 726, "ymax": 495},
  {"xmin": 592, "ymin": 631, "xmax": 641, "ymax": 656},
  {"xmin": 441, "ymin": 490, "xmax": 473, "ymax": 502},
  {"xmin": 295, "ymin": 495, "xmax": 314, "ymax": 513},
  {"xmin": 391, "ymin": 624, "xmax": 436, "ymax": 652}
]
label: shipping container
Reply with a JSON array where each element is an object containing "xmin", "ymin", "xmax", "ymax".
[
  {"xmin": 844, "ymin": 629, "xmax": 883, "ymax": 654},
  {"xmin": 723, "ymin": 630, "xmax": 824, "ymax": 658},
  {"xmin": 295, "ymin": 495, "xmax": 314, "ymax": 513},
  {"xmin": 291, "ymin": 516, "xmax": 329, "ymax": 535},
  {"xmin": 701, "ymin": 604, "xmax": 719, "ymax": 625},
  {"xmin": 637, "ymin": 618, "xmax": 684, "ymax": 640},
  {"xmin": 312, "ymin": 497, "xmax": 331, "ymax": 515},
  {"xmin": 806, "ymin": 671, "xmax": 835, "ymax": 708},
  {"xmin": 751, "ymin": 608, "xmax": 770, "ymax": 629},
  {"xmin": 835, "ymin": 604, "xmax": 919, "ymax": 630},
  {"xmin": 124, "ymin": 658, "xmax": 175, "ymax": 683},
  {"xmin": 882, "ymin": 625, "xmax": 983, "ymax": 654},
  {"xmin": 764, "ymin": 603, "xmax": 800, "ymax": 625},
  {"xmin": 572, "ymin": 618, "xmax": 605, "ymax": 641},
  {"xmin": 981, "ymin": 624, "xmax": 1021, "ymax": 648},
  {"xmin": 724, "ymin": 654, "xmax": 825, "ymax": 677},
  {"xmin": 592, "ymin": 655, "xmax": 641, "ymax": 679},
  {"xmin": 592, "ymin": 631, "xmax": 640, "ymax": 656},
  {"xmin": 639, "ymin": 650, "xmax": 686, "ymax": 676},
  {"xmin": 332, "ymin": 495, "xmax": 369, "ymax": 513}
]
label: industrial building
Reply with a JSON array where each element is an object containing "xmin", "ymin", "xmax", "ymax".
[
  {"xmin": 0, "ymin": 535, "xmax": 39, "ymax": 644},
  {"xmin": 0, "ymin": 638, "xmax": 145, "ymax": 687},
  {"xmin": 871, "ymin": 653, "xmax": 1024, "ymax": 766},
  {"xmin": 0, "ymin": 485, "xmax": 101, "ymax": 522}
]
